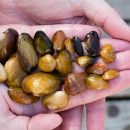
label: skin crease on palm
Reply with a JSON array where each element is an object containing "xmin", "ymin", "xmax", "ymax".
[{"xmin": 0, "ymin": 0, "xmax": 130, "ymax": 130}]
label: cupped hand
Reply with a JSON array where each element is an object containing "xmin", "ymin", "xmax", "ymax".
[
  {"xmin": 0, "ymin": 24, "xmax": 130, "ymax": 130},
  {"xmin": 0, "ymin": 0, "xmax": 130, "ymax": 41}
]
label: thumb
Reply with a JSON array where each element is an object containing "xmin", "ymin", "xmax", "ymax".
[{"xmin": 82, "ymin": 0, "xmax": 130, "ymax": 41}]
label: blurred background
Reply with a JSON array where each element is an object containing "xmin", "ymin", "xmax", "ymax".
[{"xmin": 82, "ymin": 0, "xmax": 130, "ymax": 129}]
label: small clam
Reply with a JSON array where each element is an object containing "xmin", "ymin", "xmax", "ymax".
[
  {"xmin": 100, "ymin": 44, "xmax": 115, "ymax": 63},
  {"xmin": 85, "ymin": 62, "xmax": 108, "ymax": 75},
  {"xmin": 34, "ymin": 31, "xmax": 54, "ymax": 55},
  {"xmin": 64, "ymin": 38, "xmax": 75, "ymax": 55},
  {"xmin": 85, "ymin": 74, "xmax": 108, "ymax": 90},
  {"xmin": 102, "ymin": 70, "xmax": 119, "ymax": 80},
  {"xmin": 55, "ymin": 50, "xmax": 72, "ymax": 77},
  {"xmin": 8, "ymin": 87, "xmax": 39, "ymax": 104},
  {"xmin": 17, "ymin": 33, "xmax": 38, "ymax": 73},
  {"xmin": 64, "ymin": 72, "xmax": 87, "ymax": 96},
  {"xmin": 0, "ymin": 28, "xmax": 18, "ymax": 63},
  {"xmin": 22, "ymin": 72, "xmax": 61, "ymax": 96},
  {"xmin": 73, "ymin": 36, "xmax": 84, "ymax": 56},
  {"xmin": 52, "ymin": 30, "xmax": 66, "ymax": 52},
  {"xmin": 76, "ymin": 56, "xmax": 97, "ymax": 67},
  {"xmin": 85, "ymin": 31, "xmax": 100, "ymax": 57},
  {"xmin": 0, "ymin": 63, "xmax": 7, "ymax": 82},
  {"xmin": 5, "ymin": 53, "xmax": 28, "ymax": 88},
  {"xmin": 38, "ymin": 54, "xmax": 56, "ymax": 72},
  {"xmin": 42, "ymin": 91, "xmax": 69, "ymax": 110}
]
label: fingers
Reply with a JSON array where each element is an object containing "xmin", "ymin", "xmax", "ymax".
[
  {"xmin": 86, "ymin": 98, "xmax": 106, "ymax": 130},
  {"xmin": 81, "ymin": 0, "xmax": 130, "ymax": 41},
  {"xmin": 28, "ymin": 114, "xmax": 62, "ymax": 130},
  {"xmin": 8, "ymin": 114, "xmax": 62, "ymax": 130},
  {"xmin": 61, "ymin": 105, "xmax": 83, "ymax": 130},
  {"xmin": 0, "ymin": 24, "xmax": 101, "ymax": 41}
]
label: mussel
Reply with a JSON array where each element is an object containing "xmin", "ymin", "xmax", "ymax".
[
  {"xmin": 0, "ymin": 28, "xmax": 18, "ymax": 63},
  {"xmin": 17, "ymin": 33, "xmax": 38, "ymax": 73},
  {"xmin": 64, "ymin": 72, "xmax": 87, "ymax": 95},
  {"xmin": 22, "ymin": 72, "xmax": 61, "ymax": 96},
  {"xmin": 85, "ymin": 31, "xmax": 100, "ymax": 57}
]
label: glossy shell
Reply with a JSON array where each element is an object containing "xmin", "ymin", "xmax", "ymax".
[
  {"xmin": 73, "ymin": 36, "xmax": 84, "ymax": 56},
  {"xmin": 0, "ymin": 63, "xmax": 7, "ymax": 82},
  {"xmin": 0, "ymin": 28, "xmax": 18, "ymax": 63},
  {"xmin": 85, "ymin": 74, "xmax": 108, "ymax": 90},
  {"xmin": 100, "ymin": 44, "xmax": 115, "ymax": 63},
  {"xmin": 64, "ymin": 38, "xmax": 75, "ymax": 55},
  {"xmin": 22, "ymin": 72, "xmax": 61, "ymax": 96},
  {"xmin": 42, "ymin": 91, "xmax": 69, "ymax": 110},
  {"xmin": 86, "ymin": 62, "xmax": 108, "ymax": 75},
  {"xmin": 5, "ymin": 53, "xmax": 28, "ymax": 88},
  {"xmin": 85, "ymin": 31, "xmax": 100, "ymax": 57},
  {"xmin": 38, "ymin": 54, "xmax": 56, "ymax": 72},
  {"xmin": 8, "ymin": 87, "xmax": 39, "ymax": 104},
  {"xmin": 102, "ymin": 70, "xmax": 119, "ymax": 80},
  {"xmin": 76, "ymin": 56, "xmax": 97, "ymax": 67},
  {"xmin": 34, "ymin": 31, "xmax": 54, "ymax": 55},
  {"xmin": 17, "ymin": 33, "xmax": 38, "ymax": 73},
  {"xmin": 55, "ymin": 50, "xmax": 72, "ymax": 77},
  {"xmin": 64, "ymin": 72, "xmax": 87, "ymax": 95},
  {"xmin": 52, "ymin": 30, "xmax": 66, "ymax": 52}
]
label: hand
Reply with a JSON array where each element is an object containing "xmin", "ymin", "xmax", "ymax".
[{"xmin": 0, "ymin": 0, "xmax": 130, "ymax": 41}]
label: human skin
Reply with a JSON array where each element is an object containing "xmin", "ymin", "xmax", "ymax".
[{"xmin": 0, "ymin": 0, "xmax": 130, "ymax": 130}]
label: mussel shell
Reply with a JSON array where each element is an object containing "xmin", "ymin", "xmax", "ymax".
[
  {"xmin": 100, "ymin": 44, "xmax": 115, "ymax": 63},
  {"xmin": 102, "ymin": 70, "xmax": 119, "ymax": 80},
  {"xmin": 5, "ymin": 53, "xmax": 28, "ymax": 87},
  {"xmin": 72, "ymin": 36, "xmax": 84, "ymax": 56},
  {"xmin": 0, "ymin": 28, "xmax": 18, "ymax": 63},
  {"xmin": 85, "ymin": 74, "xmax": 108, "ymax": 90},
  {"xmin": 64, "ymin": 72, "xmax": 87, "ymax": 96},
  {"xmin": 76, "ymin": 56, "xmax": 97, "ymax": 67},
  {"xmin": 52, "ymin": 30, "xmax": 66, "ymax": 52},
  {"xmin": 85, "ymin": 62, "xmax": 108, "ymax": 75},
  {"xmin": 42, "ymin": 91, "xmax": 69, "ymax": 110},
  {"xmin": 17, "ymin": 33, "xmax": 38, "ymax": 73},
  {"xmin": 64, "ymin": 38, "xmax": 75, "ymax": 55},
  {"xmin": 0, "ymin": 63, "xmax": 7, "ymax": 82},
  {"xmin": 8, "ymin": 87, "xmax": 39, "ymax": 104},
  {"xmin": 85, "ymin": 31, "xmax": 100, "ymax": 57},
  {"xmin": 38, "ymin": 54, "xmax": 56, "ymax": 72},
  {"xmin": 34, "ymin": 31, "xmax": 54, "ymax": 55},
  {"xmin": 22, "ymin": 72, "xmax": 61, "ymax": 96},
  {"xmin": 55, "ymin": 50, "xmax": 72, "ymax": 77}
]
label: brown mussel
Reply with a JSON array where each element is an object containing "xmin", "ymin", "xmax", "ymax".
[
  {"xmin": 52, "ymin": 30, "xmax": 66, "ymax": 52},
  {"xmin": 42, "ymin": 91, "xmax": 69, "ymax": 110},
  {"xmin": 85, "ymin": 74, "xmax": 108, "ymax": 90},
  {"xmin": 0, "ymin": 63, "xmax": 7, "ymax": 82},
  {"xmin": 0, "ymin": 28, "xmax": 18, "ymax": 63},
  {"xmin": 34, "ymin": 31, "xmax": 54, "ymax": 55},
  {"xmin": 17, "ymin": 33, "xmax": 38, "ymax": 73},
  {"xmin": 85, "ymin": 62, "xmax": 108, "ymax": 75},
  {"xmin": 38, "ymin": 54, "xmax": 56, "ymax": 72},
  {"xmin": 64, "ymin": 72, "xmax": 87, "ymax": 96},
  {"xmin": 22, "ymin": 72, "xmax": 61, "ymax": 96},
  {"xmin": 5, "ymin": 53, "xmax": 28, "ymax": 88},
  {"xmin": 102, "ymin": 70, "xmax": 119, "ymax": 80},
  {"xmin": 76, "ymin": 56, "xmax": 97, "ymax": 67},
  {"xmin": 8, "ymin": 87, "xmax": 39, "ymax": 104},
  {"xmin": 55, "ymin": 50, "xmax": 72, "ymax": 77},
  {"xmin": 85, "ymin": 31, "xmax": 100, "ymax": 57},
  {"xmin": 73, "ymin": 36, "xmax": 84, "ymax": 56},
  {"xmin": 64, "ymin": 38, "xmax": 75, "ymax": 55},
  {"xmin": 100, "ymin": 44, "xmax": 115, "ymax": 63}
]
